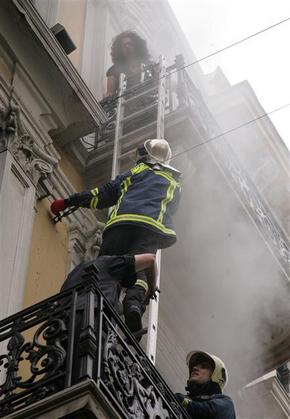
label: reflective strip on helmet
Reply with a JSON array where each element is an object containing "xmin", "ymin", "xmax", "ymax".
[
  {"xmin": 105, "ymin": 213, "xmax": 176, "ymax": 236},
  {"xmin": 135, "ymin": 279, "xmax": 148, "ymax": 292}
]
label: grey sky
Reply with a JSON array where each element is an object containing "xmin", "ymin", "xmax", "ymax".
[{"xmin": 168, "ymin": 0, "xmax": 290, "ymax": 150}]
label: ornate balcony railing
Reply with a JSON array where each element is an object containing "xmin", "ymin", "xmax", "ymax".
[
  {"xmin": 0, "ymin": 264, "xmax": 189, "ymax": 418},
  {"xmin": 83, "ymin": 55, "xmax": 205, "ymax": 154}
]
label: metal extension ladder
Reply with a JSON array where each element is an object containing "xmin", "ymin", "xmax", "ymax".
[{"xmin": 111, "ymin": 55, "xmax": 167, "ymax": 364}]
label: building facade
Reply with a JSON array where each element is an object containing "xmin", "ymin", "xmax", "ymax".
[{"xmin": 0, "ymin": 0, "xmax": 289, "ymax": 417}]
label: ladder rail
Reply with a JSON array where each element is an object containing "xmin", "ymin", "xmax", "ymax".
[
  {"xmin": 146, "ymin": 55, "xmax": 167, "ymax": 365},
  {"xmin": 156, "ymin": 56, "xmax": 166, "ymax": 139},
  {"xmin": 146, "ymin": 250, "xmax": 161, "ymax": 363},
  {"xmin": 111, "ymin": 73, "xmax": 126, "ymax": 180},
  {"xmin": 109, "ymin": 57, "xmax": 167, "ymax": 365}
]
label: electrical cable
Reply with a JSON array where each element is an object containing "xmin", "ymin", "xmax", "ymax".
[
  {"xmin": 105, "ymin": 17, "xmax": 290, "ymax": 104},
  {"xmin": 170, "ymin": 103, "xmax": 290, "ymax": 162},
  {"xmin": 97, "ymin": 19, "xmax": 290, "ymax": 159},
  {"xmin": 93, "ymin": 102, "xmax": 290, "ymax": 161},
  {"xmin": 169, "ymin": 17, "xmax": 290, "ymax": 75}
]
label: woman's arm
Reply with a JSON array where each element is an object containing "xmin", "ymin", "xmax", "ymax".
[{"xmin": 105, "ymin": 75, "xmax": 118, "ymax": 99}]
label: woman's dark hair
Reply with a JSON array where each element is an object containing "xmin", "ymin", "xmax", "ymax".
[{"xmin": 111, "ymin": 31, "xmax": 150, "ymax": 64}]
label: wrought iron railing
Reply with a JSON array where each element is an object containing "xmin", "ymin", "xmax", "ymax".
[
  {"xmin": 166, "ymin": 55, "xmax": 290, "ymax": 279},
  {"xmin": 82, "ymin": 55, "xmax": 204, "ymax": 153},
  {"xmin": 0, "ymin": 264, "xmax": 189, "ymax": 418}
]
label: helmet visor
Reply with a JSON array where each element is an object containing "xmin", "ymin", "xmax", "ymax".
[{"xmin": 188, "ymin": 352, "xmax": 215, "ymax": 374}]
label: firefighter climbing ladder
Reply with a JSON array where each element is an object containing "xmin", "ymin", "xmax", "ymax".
[{"xmin": 111, "ymin": 56, "xmax": 167, "ymax": 364}]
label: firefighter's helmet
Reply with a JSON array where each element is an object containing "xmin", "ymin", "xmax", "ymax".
[
  {"xmin": 186, "ymin": 351, "xmax": 228, "ymax": 390},
  {"xmin": 137, "ymin": 139, "xmax": 172, "ymax": 164}
]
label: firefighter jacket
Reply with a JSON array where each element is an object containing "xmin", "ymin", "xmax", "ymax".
[
  {"xmin": 65, "ymin": 162, "xmax": 181, "ymax": 248},
  {"xmin": 175, "ymin": 382, "xmax": 236, "ymax": 419}
]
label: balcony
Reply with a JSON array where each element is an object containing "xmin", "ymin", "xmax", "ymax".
[
  {"xmin": 0, "ymin": 264, "xmax": 189, "ymax": 418},
  {"xmin": 73, "ymin": 55, "xmax": 208, "ymax": 184},
  {"xmin": 240, "ymin": 368, "xmax": 290, "ymax": 418}
]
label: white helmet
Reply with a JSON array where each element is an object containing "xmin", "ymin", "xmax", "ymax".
[
  {"xmin": 143, "ymin": 139, "xmax": 172, "ymax": 164},
  {"xmin": 186, "ymin": 351, "xmax": 228, "ymax": 390}
]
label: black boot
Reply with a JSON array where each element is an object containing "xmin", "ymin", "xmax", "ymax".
[
  {"xmin": 124, "ymin": 304, "xmax": 143, "ymax": 336},
  {"xmin": 123, "ymin": 286, "xmax": 145, "ymax": 341}
]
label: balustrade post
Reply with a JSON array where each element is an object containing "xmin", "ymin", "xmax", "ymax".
[
  {"xmin": 175, "ymin": 54, "xmax": 187, "ymax": 108},
  {"xmin": 77, "ymin": 265, "xmax": 100, "ymax": 381}
]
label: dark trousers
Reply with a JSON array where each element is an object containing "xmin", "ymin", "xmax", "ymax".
[{"xmin": 99, "ymin": 225, "xmax": 161, "ymax": 312}]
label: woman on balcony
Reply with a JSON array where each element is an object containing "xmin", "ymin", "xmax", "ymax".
[{"xmin": 104, "ymin": 30, "xmax": 155, "ymax": 99}]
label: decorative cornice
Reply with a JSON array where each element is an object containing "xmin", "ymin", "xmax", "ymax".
[
  {"xmin": 241, "ymin": 374, "xmax": 290, "ymax": 418},
  {"xmin": 10, "ymin": 0, "xmax": 107, "ymax": 126},
  {"xmin": 0, "ymin": 106, "xmax": 58, "ymax": 185},
  {"xmin": 272, "ymin": 377, "xmax": 290, "ymax": 417}
]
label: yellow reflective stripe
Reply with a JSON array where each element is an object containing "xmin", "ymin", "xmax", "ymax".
[
  {"xmin": 91, "ymin": 187, "xmax": 99, "ymax": 196},
  {"xmin": 132, "ymin": 163, "xmax": 180, "ymax": 187},
  {"xmin": 135, "ymin": 279, "xmax": 148, "ymax": 292},
  {"xmin": 157, "ymin": 180, "xmax": 176, "ymax": 224},
  {"xmin": 89, "ymin": 187, "xmax": 99, "ymax": 208},
  {"xmin": 110, "ymin": 176, "xmax": 131, "ymax": 219},
  {"xmin": 154, "ymin": 170, "xmax": 180, "ymax": 188},
  {"xmin": 105, "ymin": 214, "xmax": 176, "ymax": 236},
  {"xmin": 131, "ymin": 162, "xmax": 150, "ymax": 175},
  {"xmin": 154, "ymin": 171, "xmax": 179, "ymax": 224},
  {"xmin": 90, "ymin": 197, "xmax": 98, "ymax": 209}
]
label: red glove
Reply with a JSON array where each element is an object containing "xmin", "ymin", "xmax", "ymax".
[{"xmin": 50, "ymin": 199, "xmax": 66, "ymax": 215}]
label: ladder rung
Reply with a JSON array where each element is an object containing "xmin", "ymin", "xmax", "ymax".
[
  {"xmin": 121, "ymin": 102, "xmax": 157, "ymax": 123},
  {"xmin": 124, "ymin": 85, "xmax": 158, "ymax": 103},
  {"xmin": 92, "ymin": 119, "xmax": 158, "ymax": 157},
  {"xmin": 119, "ymin": 149, "xmax": 135, "ymax": 160},
  {"xmin": 119, "ymin": 120, "xmax": 157, "ymax": 143}
]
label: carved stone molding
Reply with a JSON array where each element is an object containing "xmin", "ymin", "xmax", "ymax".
[
  {"xmin": 68, "ymin": 218, "xmax": 104, "ymax": 268},
  {"xmin": 84, "ymin": 223, "xmax": 104, "ymax": 261},
  {"xmin": 0, "ymin": 106, "xmax": 58, "ymax": 186}
]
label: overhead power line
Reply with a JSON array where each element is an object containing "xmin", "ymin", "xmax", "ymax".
[
  {"xmin": 107, "ymin": 17, "xmax": 290, "ymax": 103},
  {"xmin": 170, "ymin": 103, "xmax": 290, "ymax": 161},
  {"xmin": 175, "ymin": 17, "xmax": 290, "ymax": 73}
]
